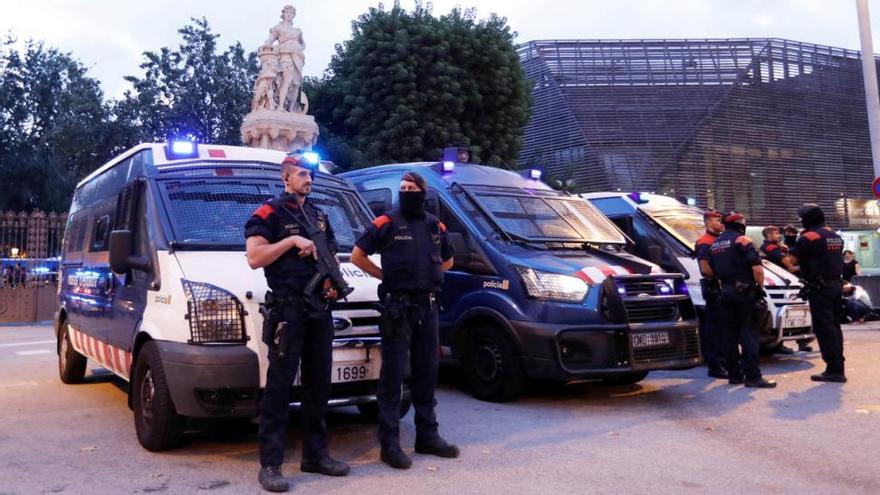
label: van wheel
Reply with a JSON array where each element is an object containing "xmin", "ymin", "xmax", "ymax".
[
  {"xmin": 58, "ymin": 321, "xmax": 87, "ymax": 384},
  {"xmin": 464, "ymin": 324, "xmax": 525, "ymax": 402},
  {"xmin": 132, "ymin": 341, "xmax": 185, "ymax": 451},
  {"xmin": 356, "ymin": 398, "xmax": 412, "ymax": 421},
  {"xmin": 603, "ymin": 371, "xmax": 649, "ymax": 385}
]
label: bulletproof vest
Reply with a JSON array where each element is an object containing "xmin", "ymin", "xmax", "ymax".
[
  {"xmin": 380, "ymin": 210, "xmax": 444, "ymax": 293},
  {"xmin": 709, "ymin": 230, "xmax": 755, "ymax": 284},
  {"xmin": 799, "ymin": 227, "xmax": 844, "ymax": 282},
  {"xmin": 264, "ymin": 197, "xmax": 322, "ymax": 295}
]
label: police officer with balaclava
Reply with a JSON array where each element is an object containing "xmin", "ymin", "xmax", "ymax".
[
  {"xmin": 783, "ymin": 204, "xmax": 847, "ymax": 383},
  {"xmin": 707, "ymin": 212, "xmax": 776, "ymax": 388},
  {"xmin": 351, "ymin": 171, "xmax": 459, "ymax": 469}
]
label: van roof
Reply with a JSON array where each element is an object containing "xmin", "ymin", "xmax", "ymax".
[
  {"xmin": 77, "ymin": 143, "xmax": 320, "ymax": 189},
  {"xmin": 344, "ymin": 162, "xmax": 554, "ymax": 190}
]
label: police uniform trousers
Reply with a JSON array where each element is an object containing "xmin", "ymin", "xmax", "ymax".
[
  {"xmin": 808, "ymin": 285, "xmax": 845, "ymax": 374},
  {"xmin": 377, "ymin": 293, "xmax": 440, "ymax": 448},
  {"xmin": 700, "ymin": 295, "xmax": 725, "ymax": 371},
  {"xmin": 717, "ymin": 286, "xmax": 762, "ymax": 382},
  {"xmin": 259, "ymin": 303, "xmax": 334, "ymax": 466}
]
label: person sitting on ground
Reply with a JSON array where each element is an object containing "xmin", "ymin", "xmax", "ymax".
[{"xmin": 842, "ymin": 281, "xmax": 873, "ymax": 324}]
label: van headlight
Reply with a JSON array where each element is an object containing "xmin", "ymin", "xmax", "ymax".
[
  {"xmin": 515, "ymin": 266, "xmax": 589, "ymax": 303},
  {"xmin": 181, "ymin": 279, "xmax": 248, "ymax": 344}
]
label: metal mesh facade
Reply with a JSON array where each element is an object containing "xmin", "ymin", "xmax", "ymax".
[{"xmin": 517, "ymin": 39, "xmax": 878, "ymax": 228}]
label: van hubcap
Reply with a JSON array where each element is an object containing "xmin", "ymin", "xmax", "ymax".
[
  {"xmin": 475, "ymin": 338, "xmax": 503, "ymax": 382},
  {"xmin": 60, "ymin": 330, "xmax": 69, "ymax": 369},
  {"xmin": 140, "ymin": 369, "xmax": 156, "ymax": 422}
]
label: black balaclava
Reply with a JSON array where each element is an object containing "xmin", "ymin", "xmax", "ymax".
[
  {"xmin": 798, "ymin": 204, "xmax": 825, "ymax": 230},
  {"xmin": 400, "ymin": 190, "xmax": 427, "ymax": 220}
]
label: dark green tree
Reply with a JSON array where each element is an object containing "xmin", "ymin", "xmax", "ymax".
[
  {"xmin": 0, "ymin": 37, "xmax": 118, "ymax": 212},
  {"xmin": 115, "ymin": 18, "xmax": 258, "ymax": 146},
  {"xmin": 309, "ymin": 2, "xmax": 530, "ymax": 169}
]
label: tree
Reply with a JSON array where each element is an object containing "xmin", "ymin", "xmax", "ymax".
[
  {"xmin": 0, "ymin": 37, "xmax": 118, "ymax": 212},
  {"xmin": 310, "ymin": 2, "xmax": 530, "ymax": 169},
  {"xmin": 115, "ymin": 18, "xmax": 258, "ymax": 146}
]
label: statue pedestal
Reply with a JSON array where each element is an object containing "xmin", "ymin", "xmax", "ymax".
[{"xmin": 241, "ymin": 109, "xmax": 319, "ymax": 152}]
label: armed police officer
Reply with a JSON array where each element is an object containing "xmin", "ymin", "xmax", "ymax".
[
  {"xmin": 694, "ymin": 209, "xmax": 727, "ymax": 379},
  {"xmin": 707, "ymin": 213, "xmax": 776, "ymax": 388},
  {"xmin": 351, "ymin": 171, "xmax": 459, "ymax": 469},
  {"xmin": 783, "ymin": 204, "xmax": 847, "ymax": 383},
  {"xmin": 760, "ymin": 226, "xmax": 814, "ymax": 353},
  {"xmin": 245, "ymin": 154, "xmax": 350, "ymax": 493}
]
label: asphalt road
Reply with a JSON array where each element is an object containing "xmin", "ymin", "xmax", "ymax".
[{"xmin": 0, "ymin": 323, "xmax": 878, "ymax": 495}]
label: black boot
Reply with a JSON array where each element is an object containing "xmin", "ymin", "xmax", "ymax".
[
  {"xmin": 745, "ymin": 378, "xmax": 777, "ymax": 388},
  {"xmin": 415, "ymin": 436, "xmax": 460, "ymax": 458},
  {"xmin": 380, "ymin": 446, "xmax": 413, "ymax": 469},
  {"xmin": 707, "ymin": 367, "xmax": 729, "ymax": 379},
  {"xmin": 811, "ymin": 372, "xmax": 847, "ymax": 383},
  {"xmin": 258, "ymin": 465, "xmax": 289, "ymax": 493},
  {"xmin": 301, "ymin": 456, "xmax": 350, "ymax": 477}
]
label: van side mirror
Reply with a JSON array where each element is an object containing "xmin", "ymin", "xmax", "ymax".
[
  {"xmin": 425, "ymin": 189, "xmax": 439, "ymax": 216},
  {"xmin": 448, "ymin": 232, "xmax": 471, "ymax": 267},
  {"xmin": 109, "ymin": 230, "xmax": 150, "ymax": 274},
  {"xmin": 646, "ymin": 245, "xmax": 663, "ymax": 265}
]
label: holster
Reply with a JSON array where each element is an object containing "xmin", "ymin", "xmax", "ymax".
[
  {"xmin": 260, "ymin": 290, "xmax": 302, "ymax": 357},
  {"xmin": 379, "ymin": 293, "xmax": 415, "ymax": 345},
  {"xmin": 700, "ymin": 278, "xmax": 720, "ymax": 302}
]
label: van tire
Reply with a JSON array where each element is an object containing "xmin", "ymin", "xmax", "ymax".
[
  {"xmin": 356, "ymin": 398, "xmax": 412, "ymax": 421},
  {"xmin": 132, "ymin": 341, "xmax": 185, "ymax": 451},
  {"xmin": 58, "ymin": 321, "xmax": 87, "ymax": 384},
  {"xmin": 603, "ymin": 371, "xmax": 649, "ymax": 385},
  {"xmin": 463, "ymin": 324, "xmax": 525, "ymax": 402}
]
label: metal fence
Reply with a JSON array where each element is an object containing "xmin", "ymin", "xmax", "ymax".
[{"xmin": 0, "ymin": 211, "xmax": 66, "ymax": 323}]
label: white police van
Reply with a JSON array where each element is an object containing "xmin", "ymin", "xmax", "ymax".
[
  {"xmin": 55, "ymin": 141, "xmax": 387, "ymax": 451},
  {"xmin": 584, "ymin": 192, "xmax": 814, "ymax": 352}
]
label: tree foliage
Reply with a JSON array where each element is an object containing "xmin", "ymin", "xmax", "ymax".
[
  {"xmin": 0, "ymin": 37, "xmax": 118, "ymax": 212},
  {"xmin": 310, "ymin": 2, "xmax": 530, "ymax": 169},
  {"xmin": 115, "ymin": 18, "xmax": 258, "ymax": 145}
]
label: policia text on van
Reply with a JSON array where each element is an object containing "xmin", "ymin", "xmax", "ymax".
[
  {"xmin": 343, "ymin": 157, "xmax": 703, "ymax": 402},
  {"xmin": 55, "ymin": 142, "xmax": 387, "ymax": 451}
]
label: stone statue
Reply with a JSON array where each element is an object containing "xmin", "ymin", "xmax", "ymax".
[
  {"xmin": 241, "ymin": 5, "xmax": 318, "ymax": 152},
  {"xmin": 263, "ymin": 5, "xmax": 305, "ymax": 113},
  {"xmin": 251, "ymin": 47, "xmax": 280, "ymax": 112}
]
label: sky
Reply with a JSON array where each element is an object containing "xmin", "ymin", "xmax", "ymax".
[{"xmin": 3, "ymin": 0, "xmax": 880, "ymax": 99}]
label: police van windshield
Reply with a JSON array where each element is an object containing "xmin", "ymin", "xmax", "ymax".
[
  {"xmin": 157, "ymin": 177, "xmax": 371, "ymax": 250},
  {"xmin": 461, "ymin": 185, "xmax": 625, "ymax": 245},
  {"xmin": 641, "ymin": 205, "xmax": 705, "ymax": 251}
]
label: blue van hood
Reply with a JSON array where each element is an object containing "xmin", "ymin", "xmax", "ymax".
[{"xmin": 503, "ymin": 246, "xmax": 653, "ymax": 284}]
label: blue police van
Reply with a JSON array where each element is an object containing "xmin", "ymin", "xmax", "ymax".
[
  {"xmin": 55, "ymin": 141, "xmax": 388, "ymax": 451},
  {"xmin": 342, "ymin": 158, "xmax": 702, "ymax": 402}
]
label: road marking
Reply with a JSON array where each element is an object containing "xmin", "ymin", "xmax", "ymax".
[
  {"xmin": 16, "ymin": 350, "xmax": 53, "ymax": 356},
  {"xmin": 0, "ymin": 339, "xmax": 55, "ymax": 348}
]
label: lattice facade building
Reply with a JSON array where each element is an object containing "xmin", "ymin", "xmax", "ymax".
[{"xmin": 517, "ymin": 39, "xmax": 877, "ymax": 228}]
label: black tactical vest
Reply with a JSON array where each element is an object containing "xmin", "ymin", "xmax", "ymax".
[{"xmin": 380, "ymin": 210, "xmax": 444, "ymax": 293}]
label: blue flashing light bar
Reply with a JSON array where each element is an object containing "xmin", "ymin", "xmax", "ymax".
[
  {"xmin": 165, "ymin": 138, "xmax": 199, "ymax": 159},
  {"xmin": 528, "ymin": 168, "xmax": 542, "ymax": 180},
  {"xmin": 686, "ymin": 197, "xmax": 697, "ymax": 206},
  {"xmin": 628, "ymin": 191, "xmax": 650, "ymax": 204},
  {"xmin": 442, "ymin": 161, "xmax": 455, "ymax": 173},
  {"xmin": 300, "ymin": 151, "xmax": 320, "ymax": 165}
]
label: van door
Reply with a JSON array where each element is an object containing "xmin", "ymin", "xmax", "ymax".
[{"xmin": 106, "ymin": 180, "xmax": 152, "ymax": 359}]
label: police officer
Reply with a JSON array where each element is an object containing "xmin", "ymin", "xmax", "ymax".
[
  {"xmin": 351, "ymin": 171, "xmax": 459, "ymax": 469},
  {"xmin": 694, "ymin": 209, "xmax": 727, "ymax": 379},
  {"xmin": 783, "ymin": 204, "xmax": 847, "ymax": 383},
  {"xmin": 760, "ymin": 226, "xmax": 813, "ymax": 353},
  {"xmin": 245, "ymin": 154, "xmax": 350, "ymax": 493},
  {"xmin": 707, "ymin": 213, "xmax": 776, "ymax": 388}
]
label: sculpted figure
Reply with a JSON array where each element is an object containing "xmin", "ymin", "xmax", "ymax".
[
  {"xmin": 263, "ymin": 5, "xmax": 305, "ymax": 112},
  {"xmin": 251, "ymin": 47, "xmax": 280, "ymax": 111}
]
